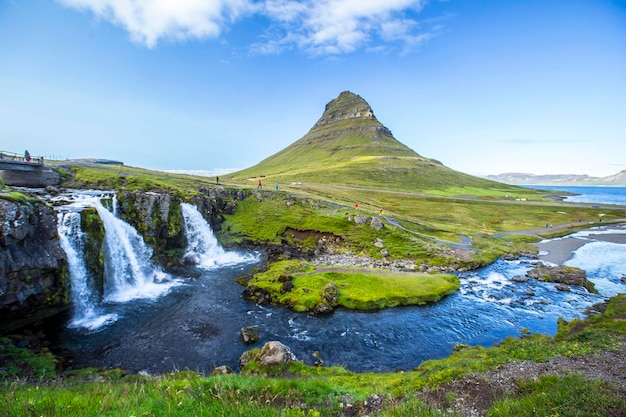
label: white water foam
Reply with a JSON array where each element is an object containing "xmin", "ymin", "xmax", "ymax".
[
  {"xmin": 92, "ymin": 199, "xmax": 179, "ymax": 303},
  {"xmin": 565, "ymin": 241, "xmax": 626, "ymax": 296},
  {"xmin": 181, "ymin": 202, "xmax": 257, "ymax": 269},
  {"xmin": 57, "ymin": 210, "xmax": 118, "ymax": 330},
  {"xmin": 56, "ymin": 192, "xmax": 180, "ymax": 330}
]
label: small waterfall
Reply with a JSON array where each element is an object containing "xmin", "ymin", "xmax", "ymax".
[
  {"xmin": 55, "ymin": 192, "xmax": 179, "ymax": 330},
  {"xmin": 93, "ymin": 199, "xmax": 177, "ymax": 302},
  {"xmin": 57, "ymin": 210, "xmax": 117, "ymax": 330},
  {"xmin": 181, "ymin": 202, "xmax": 255, "ymax": 268}
]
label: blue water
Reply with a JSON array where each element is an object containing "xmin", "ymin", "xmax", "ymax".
[
  {"xmin": 63, "ymin": 255, "xmax": 610, "ymax": 374},
  {"xmin": 57, "ymin": 186, "xmax": 626, "ymax": 375},
  {"xmin": 525, "ymin": 185, "xmax": 626, "ymax": 205}
]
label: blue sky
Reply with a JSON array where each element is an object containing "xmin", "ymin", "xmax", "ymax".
[{"xmin": 1, "ymin": 0, "xmax": 625, "ymax": 177}]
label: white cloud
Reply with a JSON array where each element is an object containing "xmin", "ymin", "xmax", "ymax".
[
  {"xmin": 58, "ymin": 0, "xmax": 437, "ymax": 54},
  {"xmin": 58, "ymin": 0, "xmax": 252, "ymax": 47},
  {"xmin": 257, "ymin": 0, "xmax": 432, "ymax": 55}
]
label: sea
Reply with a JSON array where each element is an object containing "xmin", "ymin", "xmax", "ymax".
[{"xmin": 524, "ymin": 185, "xmax": 626, "ymax": 205}]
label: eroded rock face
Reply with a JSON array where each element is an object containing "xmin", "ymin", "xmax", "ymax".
[
  {"xmin": 114, "ymin": 188, "xmax": 245, "ymax": 265},
  {"xmin": 0, "ymin": 198, "xmax": 68, "ymax": 327}
]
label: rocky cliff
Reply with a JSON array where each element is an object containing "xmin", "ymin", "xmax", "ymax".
[
  {"xmin": 113, "ymin": 187, "xmax": 244, "ymax": 267},
  {"xmin": 0, "ymin": 185, "xmax": 248, "ymax": 332},
  {"xmin": 0, "ymin": 198, "xmax": 69, "ymax": 330}
]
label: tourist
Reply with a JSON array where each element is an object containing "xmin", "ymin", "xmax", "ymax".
[{"xmin": 24, "ymin": 150, "xmax": 31, "ymax": 162}]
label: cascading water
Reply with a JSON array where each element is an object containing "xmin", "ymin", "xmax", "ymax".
[
  {"xmin": 93, "ymin": 199, "xmax": 177, "ymax": 303},
  {"xmin": 55, "ymin": 192, "xmax": 179, "ymax": 330},
  {"xmin": 181, "ymin": 202, "xmax": 256, "ymax": 268},
  {"xmin": 57, "ymin": 210, "xmax": 117, "ymax": 330}
]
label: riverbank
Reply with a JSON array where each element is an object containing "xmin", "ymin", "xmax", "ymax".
[{"xmin": 536, "ymin": 224, "xmax": 626, "ymax": 265}]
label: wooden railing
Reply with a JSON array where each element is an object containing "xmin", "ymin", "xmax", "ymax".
[{"xmin": 0, "ymin": 150, "xmax": 44, "ymax": 165}]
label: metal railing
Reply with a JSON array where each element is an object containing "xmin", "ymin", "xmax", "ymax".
[{"xmin": 0, "ymin": 150, "xmax": 44, "ymax": 165}]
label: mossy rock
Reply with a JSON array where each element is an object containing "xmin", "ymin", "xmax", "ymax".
[
  {"xmin": 81, "ymin": 207, "xmax": 105, "ymax": 298},
  {"xmin": 526, "ymin": 266, "xmax": 597, "ymax": 294}
]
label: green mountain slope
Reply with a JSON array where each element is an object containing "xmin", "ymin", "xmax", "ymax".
[{"xmin": 231, "ymin": 91, "xmax": 519, "ymax": 194}]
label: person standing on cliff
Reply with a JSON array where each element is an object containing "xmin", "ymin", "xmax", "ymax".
[{"xmin": 24, "ymin": 150, "xmax": 31, "ymax": 162}]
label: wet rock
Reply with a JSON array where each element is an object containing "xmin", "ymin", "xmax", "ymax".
[
  {"xmin": 526, "ymin": 265, "xmax": 596, "ymax": 293},
  {"xmin": 555, "ymin": 284, "xmax": 571, "ymax": 292},
  {"xmin": 240, "ymin": 327, "xmax": 260, "ymax": 345},
  {"xmin": 511, "ymin": 276, "xmax": 529, "ymax": 283}
]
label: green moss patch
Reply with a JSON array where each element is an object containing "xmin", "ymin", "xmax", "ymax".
[{"xmin": 242, "ymin": 260, "xmax": 459, "ymax": 313}]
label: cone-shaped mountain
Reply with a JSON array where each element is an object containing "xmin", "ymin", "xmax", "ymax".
[{"xmin": 231, "ymin": 91, "xmax": 511, "ymax": 193}]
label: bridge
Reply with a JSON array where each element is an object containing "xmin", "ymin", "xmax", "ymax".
[
  {"xmin": 0, "ymin": 151, "xmax": 45, "ymax": 171},
  {"xmin": 0, "ymin": 150, "xmax": 60, "ymax": 187}
]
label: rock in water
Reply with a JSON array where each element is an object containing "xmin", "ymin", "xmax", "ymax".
[{"xmin": 526, "ymin": 265, "xmax": 597, "ymax": 294}]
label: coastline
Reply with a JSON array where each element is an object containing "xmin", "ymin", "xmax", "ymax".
[{"xmin": 535, "ymin": 224, "xmax": 626, "ymax": 265}]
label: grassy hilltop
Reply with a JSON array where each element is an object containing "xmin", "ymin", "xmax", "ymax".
[{"xmin": 230, "ymin": 91, "xmax": 523, "ymax": 195}]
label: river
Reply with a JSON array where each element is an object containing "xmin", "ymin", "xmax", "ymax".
[{"xmin": 52, "ymin": 189, "xmax": 625, "ymax": 375}]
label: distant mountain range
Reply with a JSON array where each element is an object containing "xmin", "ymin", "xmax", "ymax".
[{"xmin": 485, "ymin": 171, "xmax": 626, "ymax": 186}]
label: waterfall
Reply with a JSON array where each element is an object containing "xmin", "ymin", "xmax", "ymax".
[
  {"xmin": 55, "ymin": 192, "xmax": 179, "ymax": 330},
  {"xmin": 181, "ymin": 202, "xmax": 255, "ymax": 268},
  {"xmin": 93, "ymin": 199, "xmax": 177, "ymax": 303},
  {"xmin": 57, "ymin": 210, "xmax": 118, "ymax": 330}
]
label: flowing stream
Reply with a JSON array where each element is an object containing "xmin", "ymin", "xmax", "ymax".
[{"xmin": 53, "ymin": 191, "xmax": 626, "ymax": 375}]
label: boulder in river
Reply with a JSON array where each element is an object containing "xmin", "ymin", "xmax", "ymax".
[
  {"xmin": 240, "ymin": 326, "xmax": 260, "ymax": 345},
  {"xmin": 526, "ymin": 265, "xmax": 597, "ymax": 294}
]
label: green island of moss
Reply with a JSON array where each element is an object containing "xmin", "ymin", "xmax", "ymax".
[{"xmin": 242, "ymin": 260, "xmax": 460, "ymax": 313}]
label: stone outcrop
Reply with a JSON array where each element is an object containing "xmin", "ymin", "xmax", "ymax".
[
  {"xmin": 115, "ymin": 191, "xmax": 185, "ymax": 265},
  {"xmin": 115, "ymin": 188, "xmax": 246, "ymax": 266},
  {"xmin": 526, "ymin": 265, "xmax": 597, "ymax": 294},
  {"xmin": 0, "ymin": 198, "xmax": 68, "ymax": 330}
]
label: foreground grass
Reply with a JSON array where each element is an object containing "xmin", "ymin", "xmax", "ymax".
[
  {"xmin": 241, "ymin": 260, "xmax": 459, "ymax": 312},
  {"xmin": 2, "ymin": 295, "xmax": 624, "ymax": 416}
]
